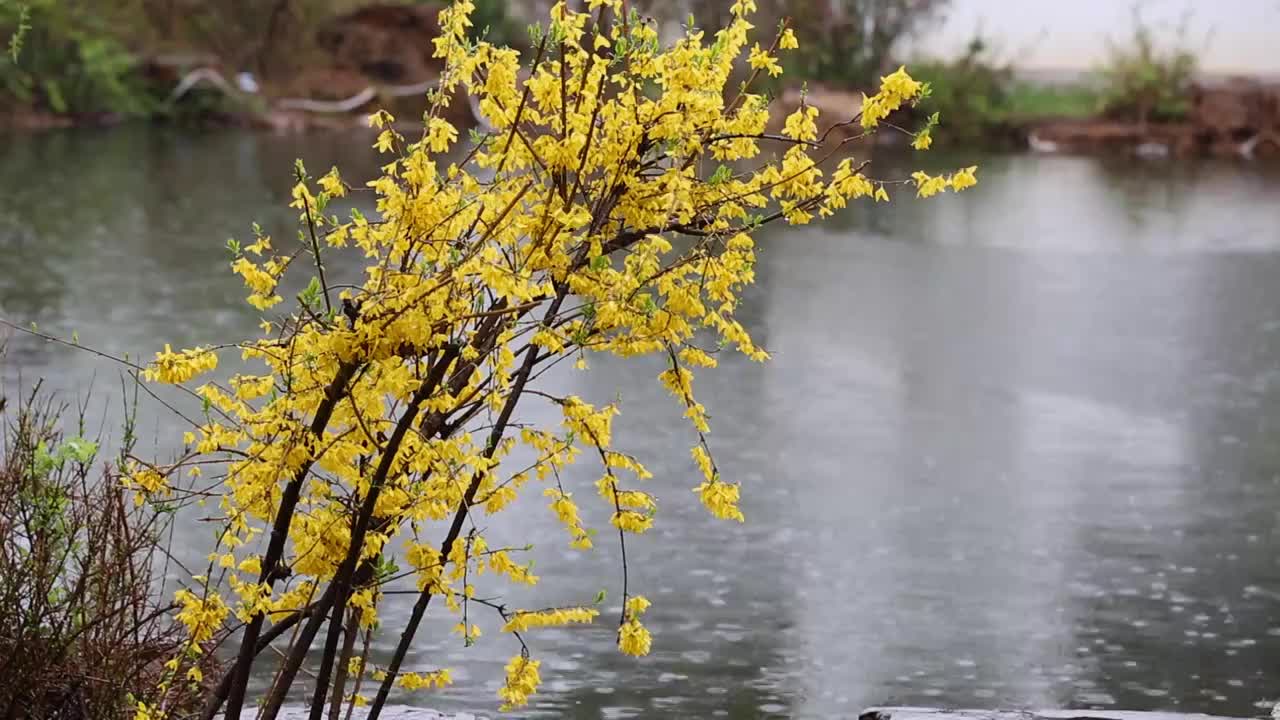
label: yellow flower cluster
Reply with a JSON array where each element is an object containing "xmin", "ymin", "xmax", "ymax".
[
  {"xmin": 398, "ymin": 669, "xmax": 453, "ymax": 691},
  {"xmin": 782, "ymin": 105, "xmax": 819, "ymax": 142},
  {"xmin": 174, "ymin": 589, "xmax": 228, "ymax": 644},
  {"xmin": 124, "ymin": 465, "xmax": 169, "ymax": 503},
  {"xmin": 618, "ymin": 595, "xmax": 653, "ymax": 657},
  {"xmin": 694, "ymin": 478, "xmax": 746, "ymax": 522},
  {"xmin": 545, "ymin": 488, "xmax": 593, "ymax": 549},
  {"xmin": 748, "ymin": 43, "xmax": 783, "ymax": 77},
  {"xmin": 691, "ymin": 445, "xmax": 745, "ymax": 521},
  {"xmin": 912, "ymin": 166, "xmax": 980, "ymax": 198},
  {"xmin": 500, "ymin": 606, "xmax": 599, "ymax": 633},
  {"xmin": 452, "ymin": 622, "xmax": 483, "ymax": 643},
  {"xmin": 133, "ymin": 701, "xmax": 164, "ymax": 720},
  {"xmin": 861, "ymin": 66, "xmax": 925, "ymax": 129},
  {"xmin": 560, "ymin": 397, "xmax": 616, "ymax": 448},
  {"xmin": 230, "ymin": 256, "xmax": 288, "ymax": 310},
  {"xmin": 141, "ymin": 0, "xmax": 971, "ymax": 713},
  {"xmin": 498, "ymin": 655, "xmax": 541, "ymax": 711},
  {"xmin": 142, "ymin": 344, "xmax": 217, "ymax": 384}
]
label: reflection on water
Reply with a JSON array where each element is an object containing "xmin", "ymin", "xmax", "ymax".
[{"xmin": 3, "ymin": 127, "xmax": 1280, "ymax": 719}]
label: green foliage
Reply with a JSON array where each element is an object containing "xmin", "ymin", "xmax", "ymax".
[
  {"xmin": 1, "ymin": 0, "xmax": 154, "ymax": 116},
  {"xmin": 780, "ymin": 0, "xmax": 949, "ymax": 89},
  {"xmin": 912, "ymin": 36, "xmax": 1014, "ymax": 140},
  {"xmin": 1003, "ymin": 82, "xmax": 1102, "ymax": 120},
  {"xmin": 465, "ymin": 0, "xmax": 517, "ymax": 48},
  {"xmin": 913, "ymin": 35, "xmax": 1105, "ymax": 140},
  {"xmin": 1098, "ymin": 8, "xmax": 1198, "ymax": 124},
  {"xmin": 5, "ymin": 1, "xmax": 29, "ymax": 62},
  {"xmin": 0, "ymin": 384, "xmax": 200, "ymax": 719}
]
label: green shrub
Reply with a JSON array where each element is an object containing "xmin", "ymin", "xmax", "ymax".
[
  {"xmin": 1098, "ymin": 8, "xmax": 1198, "ymax": 124},
  {"xmin": 781, "ymin": 0, "xmax": 949, "ymax": 89},
  {"xmin": 1, "ymin": 0, "xmax": 154, "ymax": 116},
  {"xmin": 913, "ymin": 35, "xmax": 1107, "ymax": 140},
  {"xmin": 912, "ymin": 36, "xmax": 1014, "ymax": 140},
  {"xmin": 0, "ymin": 382, "xmax": 206, "ymax": 719}
]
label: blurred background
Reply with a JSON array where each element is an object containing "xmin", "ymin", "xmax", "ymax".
[{"xmin": 3, "ymin": 2, "xmax": 1280, "ymax": 719}]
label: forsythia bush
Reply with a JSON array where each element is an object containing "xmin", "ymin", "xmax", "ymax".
[{"xmin": 130, "ymin": 1, "xmax": 975, "ymax": 718}]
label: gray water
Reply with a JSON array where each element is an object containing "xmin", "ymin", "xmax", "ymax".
[{"xmin": 3, "ymin": 127, "xmax": 1280, "ymax": 719}]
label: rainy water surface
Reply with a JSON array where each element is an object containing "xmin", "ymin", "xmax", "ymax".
[{"xmin": 3, "ymin": 127, "xmax": 1280, "ymax": 719}]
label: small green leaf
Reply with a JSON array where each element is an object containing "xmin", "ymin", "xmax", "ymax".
[
  {"xmin": 61, "ymin": 437, "xmax": 99, "ymax": 465},
  {"xmin": 594, "ymin": 589, "xmax": 607, "ymax": 604},
  {"xmin": 8, "ymin": 4, "xmax": 31, "ymax": 63}
]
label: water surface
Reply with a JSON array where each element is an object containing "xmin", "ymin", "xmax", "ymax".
[{"xmin": 3, "ymin": 127, "xmax": 1280, "ymax": 719}]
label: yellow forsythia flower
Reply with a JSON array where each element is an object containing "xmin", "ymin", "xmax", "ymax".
[
  {"xmin": 498, "ymin": 655, "xmax": 541, "ymax": 710},
  {"xmin": 950, "ymin": 166, "xmax": 979, "ymax": 191},
  {"xmin": 618, "ymin": 595, "xmax": 653, "ymax": 656},
  {"xmin": 398, "ymin": 669, "xmax": 452, "ymax": 691},
  {"xmin": 501, "ymin": 606, "xmax": 598, "ymax": 633},
  {"xmin": 174, "ymin": 589, "xmax": 228, "ymax": 643},
  {"xmin": 143, "ymin": 344, "xmax": 217, "ymax": 384},
  {"xmin": 747, "ymin": 44, "xmax": 782, "ymax": 77}
]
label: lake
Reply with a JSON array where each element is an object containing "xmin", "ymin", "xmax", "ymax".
[{"xmin": 3, "ymin": 127, "xmax": 1280, "ymax": 719}]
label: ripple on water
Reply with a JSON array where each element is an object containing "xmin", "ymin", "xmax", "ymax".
[
  {"xmin": 1144, "ymin": 687, "xmax": 1171, "ymax": 697},
  {"xmin": 1076, "ymin": 691, "xmax": 1118, "ymax": 705}
]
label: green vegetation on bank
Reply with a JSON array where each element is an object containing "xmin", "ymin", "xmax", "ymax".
[
  {"xmin": 0, "ymin": 0, "xmax": 1213, "ymax": 147},
  {"xmin": 0, "ymin": 382, "xmax": 205, "ymax": 719},
  {"xmin": 911, "ymin": 10, "xmax": 1201, "ymax": 141},
  {"xmin": 1, "ymin": 0, "xmax": 519, "ymax": 120},
  {"xmin": 1096, "ymin": 8, "xmax": 1198, "ymax": 124},
  {"xmin": 2, "ymin": 1, "xmax": 154, "ymax": 117},
  {"xmin": 910, "ymin": 39, "xmax": 1103, "ymax": 142},
  {"xmin": 1004, "ymin": 83, "xmax": 1102, "ymax": 121}
]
